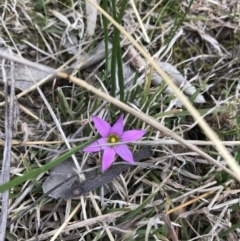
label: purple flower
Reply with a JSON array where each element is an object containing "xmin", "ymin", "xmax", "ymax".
[{"xmin": 83, "ymin": 114, "xmax": 146, "ymax": 172}]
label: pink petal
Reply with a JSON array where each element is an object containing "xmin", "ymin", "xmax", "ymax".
[
  {"xmin": 121, "ymin": 130, "xmax": 146, "ymax": 142},
  {"xmin": 110, "ymin": 114, "xmax": 124, "ymax": 136},
  {"xmin": 115, "ymin": 144, "xmax": 134, "ymax": 164},
  {"xmin": 102, "ymin": 148, "xmax": 116, "ymax": 172},
  {"xmin": 92, "ymin": 116, "xmax": 111, "ymax": 137},
  {"xmin": 83, "ymin": 138, "xmax": 107, "ymax": 152}
]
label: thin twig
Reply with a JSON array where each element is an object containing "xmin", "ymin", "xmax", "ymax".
[
  {"xmin": 0, "ymin": 51, "xmax": 55, "ymax": 74},
  {"xmin": 2, "ymin": 139, "xmax": 240, "ymax": 146},
  {"xmin": 0, "ymin": 51, "xmax": 15, "ymax": 241},
  {"xmin": 129, "ymin": 0, "xmax": 150, "ymax": 43}
]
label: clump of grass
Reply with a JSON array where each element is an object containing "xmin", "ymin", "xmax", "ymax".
[{"xmin": 0, "ymin": 0, "xmax": 240, "ymax": 240}]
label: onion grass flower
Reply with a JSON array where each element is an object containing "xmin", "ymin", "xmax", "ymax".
[{"xmin": 83, "ymin": 114, "xmax": 145, "ymax": 172}]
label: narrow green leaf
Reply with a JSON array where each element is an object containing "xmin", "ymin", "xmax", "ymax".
[
  {"xmin": 0, "ymin": 137, "xmax": 97, "ymax": 193},
  {"xmin": 117, "ymin": 44, "xmax": 124, "ymax": 102}
]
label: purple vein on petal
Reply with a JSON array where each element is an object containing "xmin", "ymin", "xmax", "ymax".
[
  {"xmin": 110, "ymin": 114, "xmax": 124, "ymax": 136},
  {"xmin": 92, "ymin": 116, "xmax": 111, "ymax": 137},
  {"xmin": 102, "ymin": 148, "xmax": 116, "ymax": 172},
  {"xmin": 121, "ymin": 130, "xmax": 146, "ymax": 142},
  {"xmin": 115, "ymin": 144, "xmax": 134, "ymax": 164},
  {"xmin": 82, "ymin": 137, "xmax": 107, "ymax": 152}
]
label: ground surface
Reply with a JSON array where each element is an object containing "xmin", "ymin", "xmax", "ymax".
[{"xmin": 0, "ymin": 0, "xmax": 240, "ymax": 240}]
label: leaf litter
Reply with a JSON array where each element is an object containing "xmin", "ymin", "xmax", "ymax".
[{"xmin": 0, "ymin": 0, "xmax": 240, "ymax": 240}]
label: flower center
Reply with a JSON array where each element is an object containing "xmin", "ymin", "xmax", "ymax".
[{"xmin": 107, "ymin": 134, "xmax": 120, "ymax": 144}]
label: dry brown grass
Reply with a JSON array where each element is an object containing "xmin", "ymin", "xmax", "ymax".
[{"xmin": 0, "ymin": 0, "xmax": 240, "ymax": 240}]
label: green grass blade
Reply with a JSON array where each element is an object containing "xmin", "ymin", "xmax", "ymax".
[
  {"xmin": 0, "ymin": 137, "xmax": 97, "ymax": 193},
  {"xmin": 102, "ymin": 0, "xmax": 109, "ymax": 88},
  {"xmin": 117, "ymin": 44, "xmax": 125, "ymax": 102}
]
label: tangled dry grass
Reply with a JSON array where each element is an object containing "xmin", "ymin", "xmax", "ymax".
[{"xmin": 1, "ymin": 0, "xmax": 240, "ymax": 240}]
